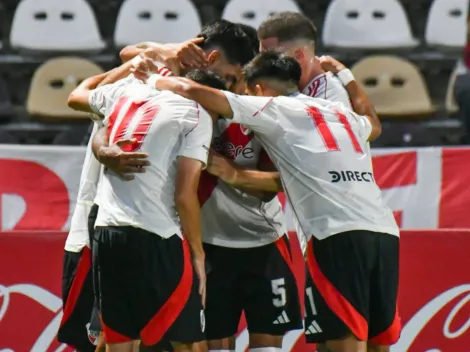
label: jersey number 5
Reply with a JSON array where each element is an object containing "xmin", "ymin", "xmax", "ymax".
[
  {"xmin": 307, "ymin": 106, "xmax": 363, "ymax": 153},
  {"xmin": 108, "ymin": 97, "xmax": 160, "ymax": 152}
]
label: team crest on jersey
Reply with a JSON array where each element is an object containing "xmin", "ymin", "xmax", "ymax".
[
  {"xmin": 200, "ymin": 310, "xmax": 206, "ymax": 332},
  {"xmin": 86, "ymin": 322, "xmax": 99, "ymax": 346}
]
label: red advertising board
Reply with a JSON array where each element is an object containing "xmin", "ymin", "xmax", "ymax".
[{"xmin": 1, "ymin": 230, "xmax": 469, "ymax": 351}]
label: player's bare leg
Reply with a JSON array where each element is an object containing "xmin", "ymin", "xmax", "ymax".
[
  {"xmin": 316, "ymin": 343, "xmax": 328, "ymax": 352},
  {"xmin": 106, "ymin": 341, "xmax": 134, "ymax": 352},
  {"xmin": 171, "ymin": 341, "xmax": 208, "ymax": 352},
  {"xmin": 207, "ymin": 336, "xmax": 235, "ymax": 351},
  {"xmin": 249, "ymin": 333, "xmax": 283, "ymax": 350},
  {"xmin": 95, "ymin": 332, "xmax": 106, "ymax": 352},
  {"xmin": 367, "ymin": 343, "xmax": 389, "ymax": 352},
  {"xmin": 324, "ymin": 334, "xmax": 366, "ymax": 352}
]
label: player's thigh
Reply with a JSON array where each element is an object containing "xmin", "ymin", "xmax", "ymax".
[
  {"xmin": 243, "ymin": 236, "xmax": 303, "ymax": 338},
  {"xmin": 134, "ymin": 233, "xmax": 204, "ymax": 347},
  {"xmin": 368, "ymin": 234, "xmax": 401, "ymax": 346},
  {"xmin": 304, "ymin": 232, "xmax": 376, "ymax": 344},
  {"xmin": 203, "ymin": 243, "xmax": 243, "ymax": 341},
  {"xmin": 58, "ymin": 248, "xmax": 96, "ymax": 351},
  {"xmin": 93, "ymin": 226, "xmax": 138, "ymax": 344}
]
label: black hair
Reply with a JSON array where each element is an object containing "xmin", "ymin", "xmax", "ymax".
[
  {"xmin": 243, "ymin": 51, "xmax": 301, "ymax": 87},
  {"xmin": 197, "ymin": 19, "xmax": 255, "ymax": 66},
  {"xmin": 185, "ymin": 69, "xmax": 227, "ymax": 90},
  {"xmin": 237, "ymin": 23, "xmax": 260, "ymax": 54},
  {"xmin": 258, "ymin": 12, "xmax": 317, "ymax": 45}
]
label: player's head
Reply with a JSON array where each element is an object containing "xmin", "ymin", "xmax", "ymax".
[
  {"xmin": 185, "ymin": 69, "xmax": 227, "ymax": 90},
  {"xmin": 197, "ymin": 19, "xmax": 255, "ymax": 93},
  {"xmin": 237, "ymin": 23, "xmax": 260, "ymax": 55},
  {"xmin": 243, "ymin": 51, "xmax": 301, "ymax": 97},
  {"xmin": 258, "ymin": 12, "xmax": 317, "ymax": 86},
  {"xmin": 185, "ymin": 69, "xmax": 227, "ymax": 121}
]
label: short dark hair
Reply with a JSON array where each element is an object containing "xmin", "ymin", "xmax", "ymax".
[
  {"xmin": 185, "ymin": 69, "xmax": 227, "ymax": 90},
  {"xmin": 237, "ymin": 23, "xmax": 260, "ymax": 54},
  {"xmin": 243, "ymin": 51, "xmax": 301, "ymax": 87},
  {"xmin": 197, "ymin": 19, "xmax": 255, "ymax": 66},
  {"xmin": 258, "ymin": 12, "xmax": 317, "ymax": 45}
]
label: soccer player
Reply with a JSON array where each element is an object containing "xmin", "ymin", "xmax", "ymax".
[
  {"xmin": 110, "ymin": 21, "xmax": 303, "ymax": 352},
  {"xmin": 145, "ymin": 51, "xmax": 401, "ymax": 352},
  {"xmin": 66, "ymin": 69, "xmax": 228, "ymax": 352}
]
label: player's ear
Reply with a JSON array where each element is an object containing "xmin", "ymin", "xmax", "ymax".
[
  {"xmin": 292, "ymin": 48, "xmax": 304, "ymax": 63},
  {"xmin": 255, "ymin": 84, "xmax": 264, "ymax": 96},
  {"xmin": 207, "ymin": 50, "xmax": 220, "ymax": 65}
]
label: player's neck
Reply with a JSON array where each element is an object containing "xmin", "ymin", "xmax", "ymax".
[{"xmin": 300, "ymin": 61, "xmax": 325, "ymax": 91}]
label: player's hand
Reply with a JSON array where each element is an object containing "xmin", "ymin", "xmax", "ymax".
[
  {"xmin": 97, "ymin": 139, "xmax": 150, "ymax": 181},
  {"xmin": 206, "ymin": 149, "xmax": 238, "ymax": 184},
  {"xmin": 172, "ymin": 37, "xmax": 209, "ymax": 69},
  {"xmin": 318, "ymin": 55, "xmax": 347, "ymax": 75},
  {"xmin": 192, "ymin": 255, "xmax": 206, "ymax": 308}
]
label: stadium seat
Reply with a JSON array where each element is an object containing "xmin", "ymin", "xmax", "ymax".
[
  {"xmin": 27, "ymin": 57, "xmax": 103, "ymax": 119},
  {"xmin": 446, "ymin": 67, "xmax": 460, "ymax": 114},
  {"xmin": 425, "ymin": 0, "xmax": 468, "ymax": 48},
  {"xmin": 10, "ymin": 0, "xmax": 105, "ymax": 52},
  {"xmin": 222, "ymin": 0, "xmax": 301, "ymax": 29},
  {"xmin": 351, "ymin": 56, "xmax": 435, "ymax": 117},
  {"xmin": 114, "ymin": 0, "xmax": 201, "ymax": 47},
  {"xmin": 322, "ymin": 0, "xmax": 419, "ymax": 49}
]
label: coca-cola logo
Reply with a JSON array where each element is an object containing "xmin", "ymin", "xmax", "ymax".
[
  {"xmin": 0, "ymin": 284, "xmax": 71, "ymax": 352},
  {"xmin": 391, "ymin": 284, "xmax": 470, "ymax": 351}
]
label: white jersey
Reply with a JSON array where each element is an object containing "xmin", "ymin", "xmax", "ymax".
[
  {"xmin": 200, "ymin": 119, "xmax": 285, "ymax": 248},
  {"xmin": 223, "ymin": 91, "xmax": 399, "ymax": 240},
  {"xmin": 89, "ymin": 77, "xmax": 212, "ymax": 238},
  {"xmin": 64, "ymin": 122, "xmax": 103, "ymax": 252}
]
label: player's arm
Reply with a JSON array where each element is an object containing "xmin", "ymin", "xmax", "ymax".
[
  {"xmin": 175, "ymin": 110, "xmax": 212, "ymax": 306},
  {"xmin": 149, "ymin": 75, "xmax": 275, "ymax": 132},
  {"xmin": 120, "ymin": 38, "xmax": 208, "ymax": 71},
  {"xmin": 91, "ymin": 124, "xmax": 149, "ymax": 180},
  {"xmin": 207, "ymin": 150, "xmax": 282, "ymax": 198},
  {"xmin": 319, "ymin": 56, "xmax": 382, "ymax": 141},
  {"xmin": 68, "ymin": 61, "xmax": 134, "ymax": 113}
]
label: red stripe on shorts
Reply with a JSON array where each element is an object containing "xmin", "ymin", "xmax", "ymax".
[
  {"xmin": 306, "ymin": 239, "xmax": 368, "ymax": 340},
  {"xmin": 369, "ymin": 306, "xmax": 402, "ymax": 345},
  {"xmin": 100, "ymin": 313, "xmax": 132, "ymax": 343},
  {"xmin": 59, "ymin": 247, "xmax": 91, "ymax": 327},
  {"xmin": 140, "ymin": 239, "xmax": 193, "ymax": 346}
]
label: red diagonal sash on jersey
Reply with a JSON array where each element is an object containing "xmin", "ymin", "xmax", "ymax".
[{"xmin": 198, "ymin": 123, "xmax": 254, "ymax": 206}]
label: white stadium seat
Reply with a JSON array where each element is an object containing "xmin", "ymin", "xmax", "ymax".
[
  {"xmin": 222, "ymin": 0, "xmax": 301, "ymax": 29},
  {"xmin": 322, "ymin": 0, "xmax": 418, "ymax": 49},
  {"xmin": 114, "ymin": 0, "xmax": 201, "ymax": 47},
  {"xmin": 10, "ymin": 0, "xmax": 105, "ymax": 52},
  {"xmin": 425, "ymin": 0, "xmax": 469, "ymax": 48}
]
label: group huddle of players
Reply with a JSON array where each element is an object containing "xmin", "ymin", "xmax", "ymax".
[{"xmin": 57, "ymin": 11, "xmax": 401, "ymax": 352}]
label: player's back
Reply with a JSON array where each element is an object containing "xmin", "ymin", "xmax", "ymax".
[
  {"xmin": 96, "ymin": 90, "xmax": 212, "ymax": 238},
  {"xmin": 244, "ymin": 93, "xmax": 397, "ymax": 240}
]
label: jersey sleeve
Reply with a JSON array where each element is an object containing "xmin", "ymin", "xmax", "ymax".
[
  {"xmin": 178, "ymin": 108, "xmax": 213, "ymax": 168},
  {"xmin": 356, "ymin": 114, "xmax": 373, "ymax": 142},
  {"xmin": 334, "ymin": 102, "xmax": 372, "ymax": 142},
  {"xmin": 222, "ymin": 91, "xmax": 276, "ymax": 133}
]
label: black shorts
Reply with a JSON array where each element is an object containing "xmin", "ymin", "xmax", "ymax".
[
  {"xmin": 304, "ymin": 230, "xmax": 401, "ymax": 345},
  {"xmin": 203, "ymin": 236, "xmax": 302, "ymax": 339},
  {"xmin": 93, "ymin": 226, "xmax": 204, "ymax": 346},
  {"xmin": 58, "ymin": 248, "xmax": 98, "ymax": 351},
  {"xmin": 88, "ymin": 204, "xmax": 102, "ymax": 335}
]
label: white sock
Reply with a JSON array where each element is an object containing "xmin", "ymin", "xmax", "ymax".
[
  {"xmin": 209, "ymin": 350, "xmax": 235, "ymax": 352},
  {"xmin": 249, "ymin": 348, "xmax": 282, "ymax": 352}
]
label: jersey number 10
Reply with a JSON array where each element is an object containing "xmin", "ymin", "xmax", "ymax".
[{"xmin": 108, "ymin": 97, "xmax": 160, "ymax": 152}]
